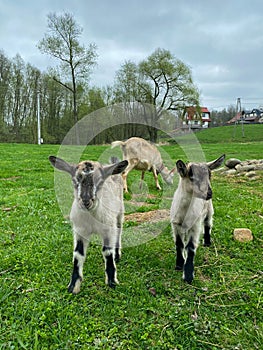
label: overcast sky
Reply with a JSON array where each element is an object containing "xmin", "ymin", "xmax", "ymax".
[{"xmin": 1, "ymin": 0, "xmax": 263, "ymax": 111}]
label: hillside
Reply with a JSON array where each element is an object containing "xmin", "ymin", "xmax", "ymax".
[
  {"xmin": 194, "ymin": 124, "xmax": 262, "ymax": 143},
  {"xmin": 171, "ymin": 124, "xmax": 263, "ymax": 144}
]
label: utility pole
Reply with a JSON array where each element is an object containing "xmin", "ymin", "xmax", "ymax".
[
  {"xmin": 37, "ymin": 91, "xmax": 42, "ymax": 145},
  {"xmin": 233, "ymin": 97, "xmax": 245, "ymax": 138},
  {"xmin": 237, "ymin": 97, "xmax": 245, "ymax": 137}
]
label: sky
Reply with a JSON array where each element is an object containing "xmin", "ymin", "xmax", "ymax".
[{"xmin": 1, "ymin": 0, "xmax": 263, "ymax": 111}]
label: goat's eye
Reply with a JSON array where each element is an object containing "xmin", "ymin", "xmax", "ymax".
[
  {"xmin": 76, "ymin": 173, "xmax": 83, "ymax": 182},
  {"xmin": 72, "ymin": 177, "xmax": 79, "ymax": 188},
  {"xmin": 188, "ymin": 168, "xmax": 194, "ymax": 181}
]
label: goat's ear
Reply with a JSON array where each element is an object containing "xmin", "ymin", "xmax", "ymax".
[
  {"xmin": 49, "ymin": 156, "xmax": 76, "ymax": 176},
  {"xmin": 176, "ymin": 160, "xmax": 188, "ymax": 178},
  {"xmin": 102, "ymin": 160, "xmax": 128, "ymax": 178},
  {"xmin": 207, "ymin": 154, "xmax": 225, "ymax": 170}
]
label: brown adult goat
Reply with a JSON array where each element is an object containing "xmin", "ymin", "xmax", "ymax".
[{"xmin": 111, "ymin": 137, "xmax": 175, "ymax": 192}]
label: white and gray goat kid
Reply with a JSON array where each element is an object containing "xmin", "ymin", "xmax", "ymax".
[
  {"xmin": 49, "ymin": 156, "xmax": 128, "ymax": 294},
  {"xmin": 170, "ymin": 155, "xmax": 225, "ymax": 283}
]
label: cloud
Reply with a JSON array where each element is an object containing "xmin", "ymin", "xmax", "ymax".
[{"xmin": 1, "ymin": 0, "xmax": 263, "ymax": 110}]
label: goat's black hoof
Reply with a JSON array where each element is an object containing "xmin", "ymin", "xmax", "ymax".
[
  {"xmin": 68, "ymin": 278, "xmax": 82, "ymax": 294},
  {"xmin": 203, "ymin": 242, "xmax": 211, "ymax": 247},
  {"xmin": 108, "ymin": 281, "xmax": 117, "ymax": 289},
  {"xmin": 115, "ymin": 251, "xmax": 121, "ymax": 263},
  {"xmin": 183, "ymin": 271, "xmax": 194, "ymax": 284},
  {"xmin": 183, "ymin": 278, "xmax": 193, "ymax": 284},
  {"xmin": 175, "ymin": 265, "xmax": 183, "ymax": 271},
  {"xmin": 185, "ymin": 280, "xmax": 193, "ymax": 284},
  {"xmin": 68, "ymin": 284, "xmax": 74, "ymax": 293}
]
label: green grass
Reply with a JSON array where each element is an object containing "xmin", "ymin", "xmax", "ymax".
[
  {"xmin": 0, "ymin": 127, "xmax": 263, "ymax": 349},
  {"xmin": 173, "ymin": 124, "xmax": 263, "ymax": 144}
]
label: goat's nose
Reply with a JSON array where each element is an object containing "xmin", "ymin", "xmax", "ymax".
[
  {"xmin": 84, "ymin": 199, "xmax": 93, "ymax": 208},
  {"xmin": 83, "ymin": 199, "xmax": 89, "ymax": 206},
  {"xmin": 79, "ymin": 196, "xmax": 92, "ymax": 209}
]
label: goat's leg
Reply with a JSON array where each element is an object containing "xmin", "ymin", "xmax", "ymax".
[
  {"xmin": 68, "ymin": 235, "xmax": 88, "ymax": 294},
  {"xmin": 152, "ymin": 167, "xmax": 161, "ymax": 190},
  {"xmin": 175, "ymin": 234, "xmax": 185, "ymax": 270},
  {"xmin": 139, "ymin": 171, "xmax": 145, "ymax": 190},
  {"xmin": 122, "ymin": 173, "xmax": 128, "ymax": 193},
  {"xmin": 183, "ymin": 237, "xmax": 196, "ymax": 284},
  {"xmin": 115, "ymin": 214, "xmax": 123, "ymax": 262},
  {"xmin": 102, "ymin": 237, "xmax": 118, "ymax": 288},
  {"xmin": 203, "ymin": 215, "xmax": 212, "ymax": 247},
  {"xmin": 122, "ymin": 164, "xmax": 133, "ymax": 193},
  {"xmin": 204, "ymin": 225, "xmax": 211, "ymax": 247}
]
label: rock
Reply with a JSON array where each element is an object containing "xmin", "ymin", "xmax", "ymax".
[
  {"xmin": 248, "ymin": 176, "xmax": 260, "ymax": 181},
  {"xmin": 225, "ymin": 158, "xmax": 241, "ymax": 169},
  {"xmin": 233, "ymin": 228, "xmax": 253, "ymax": 242},
  {"xmin": 213, "ymin": 166, "xmax": 226, "ymax": 173},
  {"xmin": 221, "ymin": 159, "xmax": 262, "ymax": 179},
  {"xmin": 225, "ymin": 169, "xmax": 237, "ymax": 175},
  {"xmin": 235, "ymin": 164, "xmax": 242, "ymax": 172},
  {"xmin": 255, "ymin": 164, "xmax": 263, "ymax": 171},
  {"xmin": 235, "ymin": 164, "xmax": 255, "ymax": 172},
  {"xmin": 245, "ymin": 171, "xmax": 257, "ymax": 178}
]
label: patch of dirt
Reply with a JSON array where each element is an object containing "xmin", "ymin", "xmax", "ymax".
[
  {"xmin": 125, "ymin": 209, "xmax": 170, "ymax": 224},
  {"xmin": 128, "ymin": 200, "xmax": 151, "ymax": 208},
  {"xmin": 0, "ymin": 176, "xmax": 21, "ymax": 181},
  {"xmin": 127, "ymin": 194, "xmax": 157, "ymax": 208}
]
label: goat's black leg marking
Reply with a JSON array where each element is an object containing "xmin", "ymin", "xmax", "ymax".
[
  {"xmin": 68, "ymin": 239, "xmax": 84, "ymax": 294},
  {"xmin": 75, "ymin": 239, "xmax": 84, "ymax": 255},
  {"xmin": 204, "ymin": 224, "xmax": 211, "ymax": 247},
  {"xmin": 103, "ymin": 246, "xmax": 116, "ymax": 288},
  {"xmin": 68, "ymin": 258, "xmax": 82, "ymax": 293},
  {"xmin": 115, "ymin": 248, "xmax": 120, "ymax": 263},
  {"xmin": 183, "ymin": 237, "xmax": 195, "ymax": 284},
  {"xmin": 175, "ymin": 234, "xmax": 185, "ymax": 270}
]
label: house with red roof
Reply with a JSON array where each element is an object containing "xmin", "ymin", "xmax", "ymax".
[
  {"xmin": 182, "ymin": 106, "xmax": 211, "ymax": 129},
  {"xmin": 227, "ymin": 112, "xmax": 242, "ymax": 124}
]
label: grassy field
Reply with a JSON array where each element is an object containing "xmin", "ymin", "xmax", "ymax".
[
  {"xmin": 0, "ymin": 125, "xmax": 263, "ymax": 349},
  {"xmin": 173, "ymin": 124, "xmax": 263, "ymax": 144}
]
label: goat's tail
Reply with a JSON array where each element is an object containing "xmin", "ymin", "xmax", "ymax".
[{"xmin": 111, "ymin": 140, "xmax": 125, "ymax": 149}]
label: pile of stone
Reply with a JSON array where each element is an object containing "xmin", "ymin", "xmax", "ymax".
[{"xmin": 216, "ymin": 158, "xmax": 263, "ymax": 180}]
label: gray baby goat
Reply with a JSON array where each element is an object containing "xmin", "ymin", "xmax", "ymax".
[
  {"xmin": 170, "ymin": 155, "xmax": 225, "ymax": 283},
  {"xmin": 49, "ymin": 156, "xmax": 128, "ymax": 294}
]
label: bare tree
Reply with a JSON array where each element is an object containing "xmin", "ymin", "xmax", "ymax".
[{"xmin": 38, "ymin": 12, "xmax": 97, "ymax": 140}]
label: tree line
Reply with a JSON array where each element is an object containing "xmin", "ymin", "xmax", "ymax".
[{"xmin": 0, "ymin": 12, "xmax": 212, "ymax": 144}]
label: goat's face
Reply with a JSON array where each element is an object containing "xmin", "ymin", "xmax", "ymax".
[
  {"xmin": 176, "ymin": 155, "xmax": 225, "ymax": 201},
  {"xmin": 73, "ymin": 161, "xmax": 99, "ymax": 210},
  {"xmin": 187, "ymin": 163, "xmax": 212, "ymax": 200},
  {"xmin": 162, "ymin": 168, "xmax": 176, "ymax": 185},
  {"xmin": 49, "ymin": 156, "xmax": 128, "ymax": 211}
]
